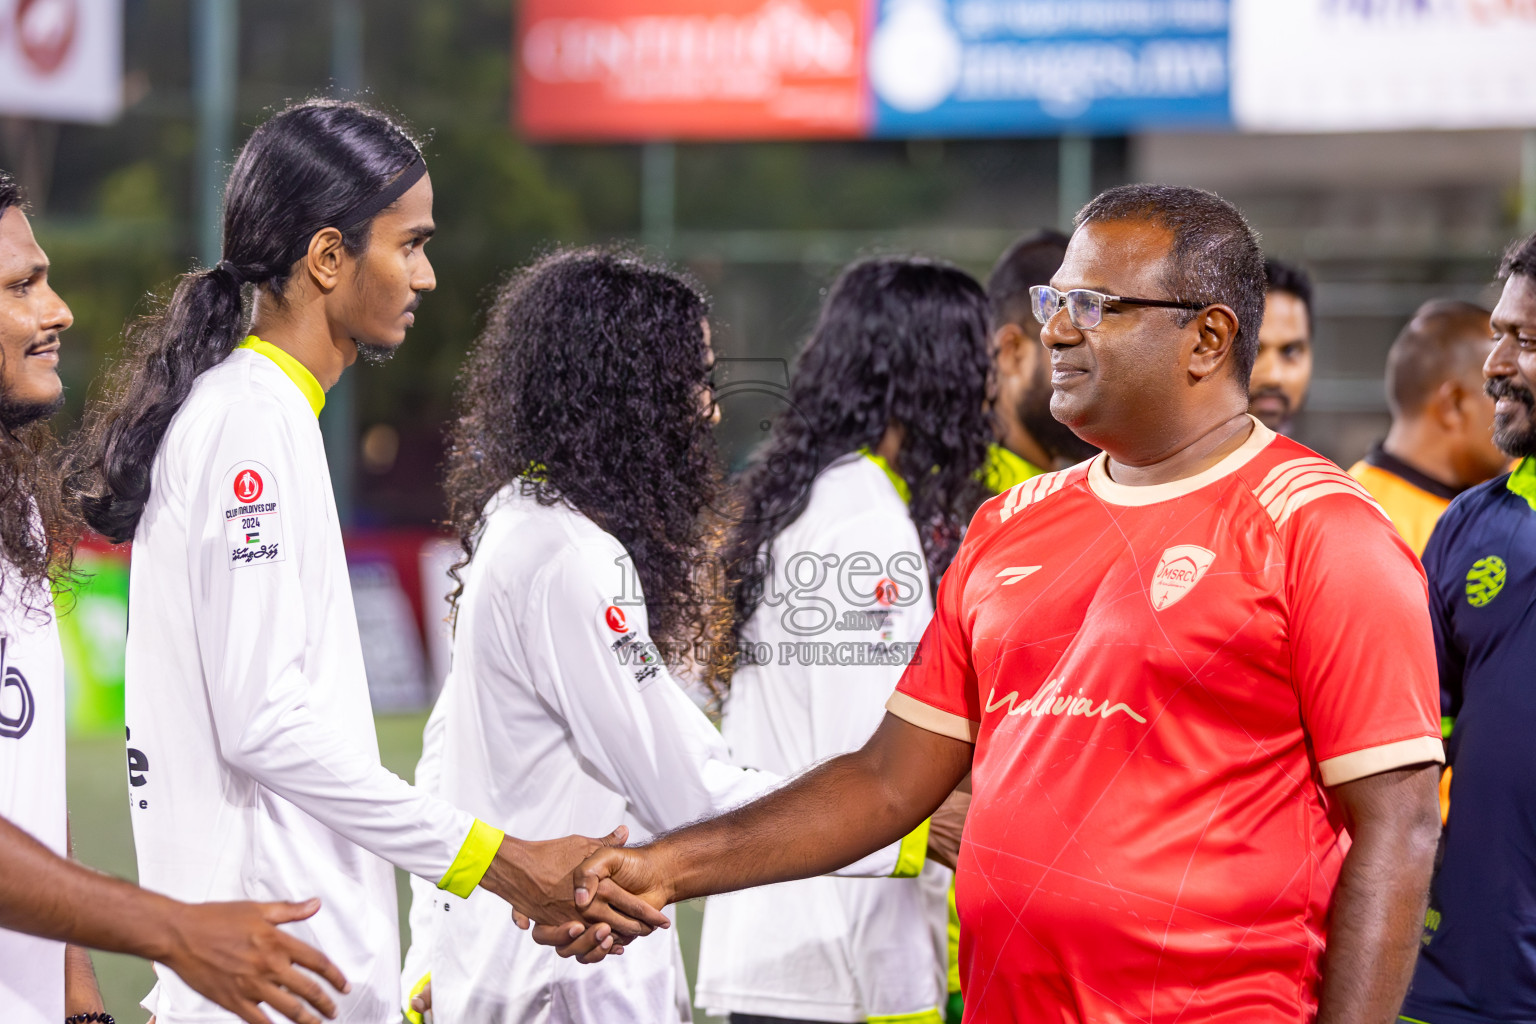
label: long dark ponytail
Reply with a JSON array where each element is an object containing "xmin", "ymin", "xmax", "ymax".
[
  {"xmin": 69, "ymin": 100, "xmax": 423, "ymax": 542},
  {"xmin": 715, "ymin": 257, "xmax": 994, "ymax": 682}
]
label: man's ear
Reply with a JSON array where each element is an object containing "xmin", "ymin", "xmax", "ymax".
[
  {"xmin": 303, "ymin": 227, "xmax": 347, "ymax": 293},
  {"xmin": 994, "ymin": 322, "xmax": 1045, "ymax": 380},
  {"xmin": 993, "ymin": 323, "xmax": 1027, "ymax": 374},
  {"xmin": 1187, "ymin": 304, "xmax": 1241, "ymax": 383},
  {"xmin": 1435, "ymin": 379, "xmax": 1468, "ymax": 430}
]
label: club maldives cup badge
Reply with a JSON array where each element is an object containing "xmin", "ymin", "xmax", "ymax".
[
  {"xmin": 221, "ymin": 461, "xmax": 285, "ymax": 569},
  {"xmin": 1149, "ymin": 545, "xmax": 1216, "ymax": 611}
]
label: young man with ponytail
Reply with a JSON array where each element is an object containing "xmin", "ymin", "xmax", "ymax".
[
  {"xmin": 68, "ymin": 102, "xmax": 664, "ymax": 1024},
  {"xmin": 0, "ymin": 172, "xmax": 352, "ymax": 1024}
]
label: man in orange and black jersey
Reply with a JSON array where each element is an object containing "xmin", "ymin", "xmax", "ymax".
[{"xmin": 1348, "ymin": 299, "xmax": 1507, "ymax": 557}]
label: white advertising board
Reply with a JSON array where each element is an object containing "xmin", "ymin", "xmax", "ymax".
[
  {"xmin": 1233, "ymin": 0, "xmax": 1536, "ymax": 133},
  {"xmin": 0, "ymin": 0, "xmax": 121, "ymax": 123}
]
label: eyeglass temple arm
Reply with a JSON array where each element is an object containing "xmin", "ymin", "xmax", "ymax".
[{"xmin": 1107, "ymin": 296, "xmax": 1206, "ymax": 311}]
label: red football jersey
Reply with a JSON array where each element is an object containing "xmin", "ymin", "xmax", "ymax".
[{"xmin": 888, "ymin": 421, "xmax": 1443, "ymax": 1023}]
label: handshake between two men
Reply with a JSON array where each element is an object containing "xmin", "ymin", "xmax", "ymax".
[{"xmin": 510, "ymin": 715, "xmax": 973, "ymax": 964}]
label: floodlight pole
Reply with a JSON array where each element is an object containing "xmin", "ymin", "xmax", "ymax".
[
  {"xmin": 322, "ymin": 0, "xmax": 364, "ymax": 526},
  {"xmin": 642, "ymin": 141, "xmax": 676, "ymax": 253},
  {"xmin": 193, "ymin": 0, "xmax": 237, "ymax": 267},
  {"xmin": 1057, "ymin": 134, "xmax": 1092, "ymax": 233},
  {"xmin": 1521, "ymin": 130, "xmax": 1536, "ymax": 236}
]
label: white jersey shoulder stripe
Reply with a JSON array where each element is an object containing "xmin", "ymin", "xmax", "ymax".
[
  {"xmin": 1255, "ymin": 457, "xmax": 1370, "ymax": 505},
  {"xmin": 999, "ymin": 468, "xmax": 1072, "ymax": 523},
  {"xmin": 1252, "ymin": 457, "xmax": 1387, "ymax": 528}
]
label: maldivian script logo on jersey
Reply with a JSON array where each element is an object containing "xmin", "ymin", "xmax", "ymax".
[
  {"xmin": 1150, "ymin": 544, "xmax": 1216, "ymax": 611},
  {"xmin": 984, "ymin": 678, "xmax": 1147, "ymax": 725},
  {"xmin": 1465, "ymin": 555, "xmax": 1506, "ymax": 607},
  {"xmin": 233, "ymin": 468, "xmax": 264, "ymax": 503}
]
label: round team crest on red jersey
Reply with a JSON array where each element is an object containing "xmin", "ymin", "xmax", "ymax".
[
  {"xmin": 874, "ymin": 578, "xmax": 898, "ymax": 607},
  {"xmin": 233, "ymin": 469, "xmax": 264, "ymax": 503},
  {"xmin": 604, "ymin": 606, "xmax": 628, "ymax": 632}
]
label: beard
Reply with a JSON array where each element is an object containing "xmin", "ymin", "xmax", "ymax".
[
  {"xmin": 1021, "ymin": 369, "xmax": 1098, "ymax": 464},
  {"xmin": 1488, "ymin": 375, "xmax": 1536, "ymax": 459},
  {"xmin": 355, "ymin": 341, "xmax": 398, "ymax": 366},
  {"xmin": 0, "ymin": 390, "xmax": 63, "ymax": 431}
]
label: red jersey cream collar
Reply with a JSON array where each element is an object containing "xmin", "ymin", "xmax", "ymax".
[{"xmin": 1087, "ymin": 415, "xmax": 1276, "ymax": 507}]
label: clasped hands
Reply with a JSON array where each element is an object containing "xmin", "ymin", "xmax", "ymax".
[
  {"xmin": 480, "ymin": 826, "xmax": 672, "ymax": 964},
  {"xmin": 497, "ymin": 782, "xmax": 970, "ymax": 966}
]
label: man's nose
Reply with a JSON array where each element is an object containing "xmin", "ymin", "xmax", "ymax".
[
  {"xmin": 1040, "ymin": 308, "xmax": 1081, "ymax": 348},
  {"xmin": 414, "ymin": 251, "xmax": 437, "ymax": 294},
  {"xmin": 1485, "ymin": 334, "xmax": 1518, "ymax": 382},
  {"xmin": 41, "ymin": 283, "xmax": 72, "ymax": 334}
]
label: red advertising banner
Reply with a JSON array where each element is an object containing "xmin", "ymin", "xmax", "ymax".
[{"xmin": 517, "ymin": 0, "xmax": 869, "ymax": 141}]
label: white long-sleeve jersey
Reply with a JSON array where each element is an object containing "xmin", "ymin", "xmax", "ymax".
[
  {"xmin": 696, "ymin": 453, "xmax": 951, "ymax": 1024},
  {"xmin": 0, "ymin": 572, "xmax": 66, "ymax": 1024},
  {"xmin": 403, "ymin": 483, "xmax": 922, "ymax": 1024},
  {"xmin": 404, "ymin": 484, "xmax": 772, "ymax": 1023},
  {"xmin": 124, "ymin": 339, "xmax": 501, "ymax": 1024}
]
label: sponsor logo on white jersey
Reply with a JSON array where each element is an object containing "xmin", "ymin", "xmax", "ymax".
[
  {"xmin": 220, "ymin": 460, "xmax": 284, "ymax": 569},
  {"xmin": 233, "ymin": 468, "xmax": 264, "ymax": 503},
  {"xmin": 984, "ymin": 678, "xmax": 1146, "ymax": 724},
  {"xmin": 1150, "ymin": 544, "xmax": 1215, "ymax": 610}
]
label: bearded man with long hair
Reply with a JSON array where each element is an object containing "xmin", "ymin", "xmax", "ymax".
[{"xmin": 0, "ymin": 173, "xmax": 352, "ymax": 1024}]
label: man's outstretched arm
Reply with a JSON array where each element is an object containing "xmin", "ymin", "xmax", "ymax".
[
  {"xmin": 573, "ymin": 713, "xmax": 972, "ymax": 917},
  {"xmin": 0, "ymin": 814, "xmax": 349, "ymax": 1024},
  {"xmin": 1316, "ymin": 762, "xmax": 1441, "ymax": 1024}
]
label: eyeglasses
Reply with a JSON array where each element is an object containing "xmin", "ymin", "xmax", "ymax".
[{"xmin": 1029, "ymin": 285, "xmax": 1206, "ymax": 330}]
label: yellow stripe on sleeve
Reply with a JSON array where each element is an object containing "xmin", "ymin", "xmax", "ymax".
[
  {"xmin": 438, "ymin": 819, "xmax": 505, "ymax": 898},
  {"xmin": 892, "ymin": 817, "xmax": 930, "ymax": 878},
  {"xmin": 404, "ymin": 972, "xmax": 431, "ymax": 1024},
  {"xmin": 868, "ymin": 1009, "xmax": 944, "ymax": 1024}
]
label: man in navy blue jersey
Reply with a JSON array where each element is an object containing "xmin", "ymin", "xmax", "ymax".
[{"xmin": 1400, "ymin": 231, "xmax": 1536, "ymax": 1024}]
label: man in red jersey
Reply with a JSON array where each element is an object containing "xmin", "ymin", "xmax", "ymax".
[{"xmin": 559, "ymin": 185, "xmax": 1445, "ymax": 1024}]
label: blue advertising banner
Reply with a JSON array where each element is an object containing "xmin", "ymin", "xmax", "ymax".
[{"xmin": 868, "ymin": 0, "xmax": 1232, "ymax": 136}]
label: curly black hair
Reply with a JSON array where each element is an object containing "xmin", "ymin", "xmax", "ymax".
[
  {"xmin": 444, "ymin": 248, "xmax": 718, "ymax": 675},
  {"xmin": 0, "ymin": 172, "xmax": 80, "ymax": 619},
  {"xmin": 716, "ymin": 256, "xmax": 993, "ymax": 682}
]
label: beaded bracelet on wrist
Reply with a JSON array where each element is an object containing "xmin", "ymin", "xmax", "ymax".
[{"xmin": 66, "ymin": 1013, "xmax": 116, "ymax": 1024}]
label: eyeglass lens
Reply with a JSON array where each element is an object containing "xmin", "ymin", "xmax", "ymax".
[{"xmin": 1030, "ymin": 286, "xmax": 1105, "ymax": 330}]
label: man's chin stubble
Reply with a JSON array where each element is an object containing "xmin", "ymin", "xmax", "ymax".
[
  {"xmin": 0, "ymin": 392, "xmax": 64, "ymax": 431},
  {"xmin": 1494, "ymin": 412, "xmax": 1536, "ymax": 460},
  {"xmin": 355, "ymin": 341, "xmax": 398, "ymax": 366}
]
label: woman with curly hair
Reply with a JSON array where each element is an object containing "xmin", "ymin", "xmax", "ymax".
[
  {"xmin": 695, "ymin": 257, "xmax": 994, "ymax": 1024},
  {"xmin": 404, "ymin": 249, "xmax": 917, "ymax": 1023}
]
